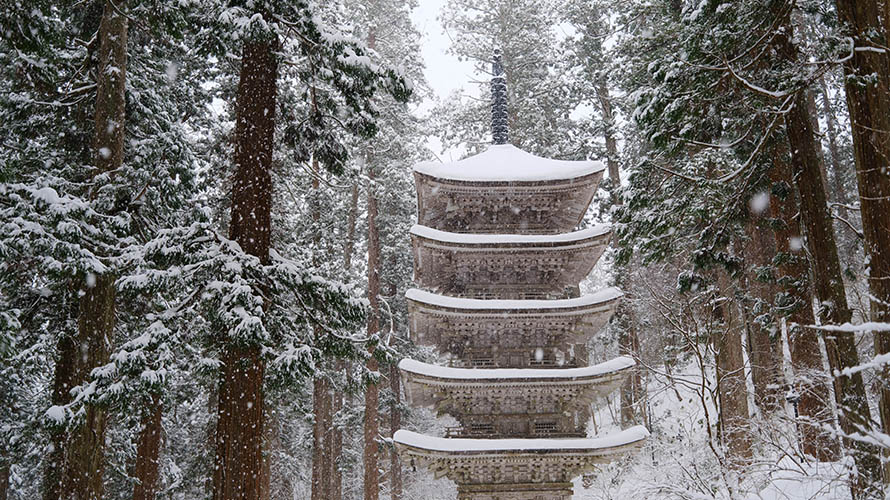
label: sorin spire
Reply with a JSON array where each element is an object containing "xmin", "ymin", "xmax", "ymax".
[{"xmin": 491, "ymin": 48, "xmax": 508, "ymax": 145}]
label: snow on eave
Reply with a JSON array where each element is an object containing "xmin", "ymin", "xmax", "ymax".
[
  {"xmin": 410, "ymin": 224, "xmax": 610, "ymax": 245},
  {"xmin": 398, "ymin": 357, "xmax": 634, "ymax": 382},
  {"xmin": 393, "ymin": 426, "xmax": 649, "ymax": 454},
  {"xmin": 413, "ymin": 144, "xmax": 605, "ymax": 183},
  {"xmin": 813, "ymin": 322, "xmax": 890, "ymax": 333},
  {"xmin": 405, "ymin": 287, "xmax": 622, "ymax": 311}
]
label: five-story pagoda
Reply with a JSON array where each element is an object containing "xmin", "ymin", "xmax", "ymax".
[{"xmin": 393, "ymin": 51, "xmax": 648, "ymax": 500}]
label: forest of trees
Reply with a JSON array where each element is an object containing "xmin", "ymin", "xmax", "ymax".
[{"xmin": 1, "ymin": 0, "xmax": 890, "ymax": 499}]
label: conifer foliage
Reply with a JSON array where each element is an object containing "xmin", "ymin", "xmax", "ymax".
[{"xmin": 3, "ymin": 1, "xmax": 890, "ymax": 499}]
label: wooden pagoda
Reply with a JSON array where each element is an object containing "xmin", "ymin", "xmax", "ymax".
[{"xmin": 393, "ymin": 51, "xmax": 647, "ymax": 500}]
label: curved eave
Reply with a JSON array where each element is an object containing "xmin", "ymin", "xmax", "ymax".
[
  {"xmin": 393, "ymin": 426, "xmax": 649, "ymax": 458},
  {"xmin": 399, "ymin": 357, "xmax": 634, "ymax": 386},
  {"xmin": 405, "ymin": 287, "xmax": 623, "ymax": 315},
  {"xmin": 413, "ymin": 168, "xmax": 604, "ymax": 188},
  {"xmin": 410, "ymin": 224, "xmax": 611, "ymax": 249}
]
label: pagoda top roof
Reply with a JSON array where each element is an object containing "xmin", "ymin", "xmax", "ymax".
[
  {"xmin": 399, "ymin": 357, "xmax": 634, "ymax": 382},
  {"xmin": 414, "ymin": 144, "xmax": 605, "ymax": 183},
  {"xmin": 393, "ymin": 426, "xmax": 649, "ymax": 454},
  {"xmin": 406, "ymin": 287, "xmax": 622, "ymax": 311},
  {"xmin": 410, "ymin": 224, "xmax": 609, "ymax": 245}
]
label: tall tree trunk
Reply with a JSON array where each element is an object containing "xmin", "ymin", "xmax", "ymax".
[
  {"xmin": 345, "ymin": 183, "xmax": 359, "ymax": 271},
  {"xmin": 212, "ymin": 34, "xmax": 278, "ymax": 500},
  {"xmin": 330, "ymin": 384, "xmax": 344, "ymax": 500},
  {"xmin": 64, "ymin": 274, "xmax": 116, "ymax": 500},
  {"xmin": 714, "ymin": 274, "xmax": 752, "ymax": 468},
  {"xmin": 773, "ymin": 7, "xmax": 882, "ymax": 494},
  {"xmin": 389, "ymin": 363, "xmax": 402, "ymax": 500},
  {"xmin": 0, "ymin": 447, "xmax": 9, "ymax": 500},
  {"xmin": 818, "ymin": 77, "xmax": 848, "ymax": 207},
  {"xmin": 742, "ymin": 216, "xmax": 783, "ymax": 414},
  {"xmin": 311, "ymin": 376, "xmax": 331, "ymax": 500},
  {"xmin": 47, "ymin": 4, "xmax": 129, "ymax": 497},
  {"xmin": 310, "ymin": 155, "xmax": 333, "ymax": 500},
  {"xmin": 835, "ymin": 0, "xmax": 890, "ymax": 490},
  {"xmin": 364, "ymin": 158, "xmax": 381, "ymax": 500},
  {"xmin": 806, "ymin": 90, "xmax": 830, "ymax": 194},
  {"xmin": 132, "ymin": 395, "xmax": 163, "ymax": 500},
  {"xmin": 769, "ymin": 143, "xmax": 840, "ymax": 461},
  {"xmin": 328, "ymin": 182, "xmax": 359, "ymax": 500},
  {"xmin": 43, "ymin": 331, "xmax": 75, "ymax": 500},
  {"xmin": 785, "ymin": 93, "xmax": 881, "ymax": 494},
  {"xmin": 595, "ymin": 80, "xmax": 620, "ymax": 204},
  {"xmin": 260, "ymin": 410, "xmax": 271, "ymax": 500},
  {"xmin": 597, "ymin": 80, "xmax": 645, "ymax": 426}
]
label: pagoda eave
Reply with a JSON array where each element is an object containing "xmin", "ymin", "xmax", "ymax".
[
  {"xmin": 400, "ymin": 358, "xmax": 633, "ymax": 412},
  {"xmin": 405, "ymin": 287, "xmax": 623, "ymax": 315},
  {"xmin": 414, "ymin": 169, "xmax": 603, "ymax": 234},
  {"xmin": 394, "ymin": 427, "xmax": 649, "ymax": 485}
]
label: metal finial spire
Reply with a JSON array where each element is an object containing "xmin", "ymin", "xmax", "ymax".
[{"xmin": 491, "ymin": 48, "xmax": 508, "ymax": 145}]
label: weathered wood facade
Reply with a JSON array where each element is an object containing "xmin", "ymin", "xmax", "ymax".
[
  {"xmin": 394, "ymin": 144, "xmax": 647, "ymax": 499},
  {"xmin": 406, "ymin": 288, "xmax": 621, "ymax": 368}
]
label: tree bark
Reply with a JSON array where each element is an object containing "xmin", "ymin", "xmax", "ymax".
[
  {"xmin": 595, "ymin": 80, "xmax": 620, "ymax": 204},
  {"xmin": 344, "ymin": 183, "xmax": 360, "ymax": 272},
  {"xmin": 63, "ymin": 275, "xmax": 116, "ymax": 500},
  {"xmin": 772, "ymin": 7, "xmax": 881, "ymax": 494},
  {"xmin": 714, "ymin": 274, "xmax": 752, "ymax": 468},
  {"xmin": 0, "ymin": 448, "xmax": 9, "ymax": 500},
  {"xmin": 785, "ymin": 94, "xmax": 881, "ymax": 492},
  {"xmin": 835, "ymin": 0, "xmax": 890, "ymax": 490},
  {"xmin": 44, "ymin": 2, "xmax": 129, "ymax": 498},
  {"xmin": 769, "ymin": 143, "xmax": 840, "ymax": 461},
  {"xmin": 132, "ymin": 395, "xmax": 163, "ymax": 500},
  {"xmin": 806, "ymin": 90, "xmax": 830, "ymax": 194},
  {"xmin": 310, "ymin": 154, "xmax": 332, "ymax": 500},
  {"xmin": 311, "ymin": 377, "xmax": 331, "ymax": 500},
  {"xmin": 818, "ymin": 77, "xmax": 848, "ymax": 207},
  {"xmin": 43, "ymin": 330, "xmax": 74, "ymax": 500},
  {"xmin": 389, "ymin": 363, "xmax": 402, "ymax": 500},
  {"xmin": 364, "ymin": 158, "xmax": 381, "ymax": 500},
  {"xmin": 742, "ymin": 216, "xmax": 783, "ymax": 414},
  {"xmin": 329, "ymin": 182, "xmax": 359, "ymax": 500},
  {"xmin": 329, "ymin": 369, "xmax": 344, "ymax": 500},
  {"xmin": 212, "ymin": 33, "xmax": 278, "ymax": 500}
]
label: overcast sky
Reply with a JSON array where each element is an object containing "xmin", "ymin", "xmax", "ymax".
[
  {"xmin": 409, "ymin": 0, "xmax": 476, "ymax": 101},
  {"xmin": 408, "ymin": 0, "xmax": 479, "ymax": 160}
]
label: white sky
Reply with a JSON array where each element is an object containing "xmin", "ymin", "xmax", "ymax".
[
  {"xmin": 409, "ymin": 0, "xmax": 478, "ymax": 160},
  {"xmin": 409, "ymin": 0, "xmax": 476, "ymax": 103}
]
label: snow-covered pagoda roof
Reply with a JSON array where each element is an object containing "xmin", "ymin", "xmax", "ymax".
[
  {"xmin": 393, "ymin": 426, "xmax": 649, "ymax": 455},
  {"xmin": 399, "ymin": 357, "xmax": 633, "ymax": 382},
  {"xmin": 400, "ymin": 357, "xmax": 634, "ymax": 411},
  {"xmin": 405, "ymin": 287, "xmax": 623, "ymax": 312},
  {"xmin": 414, "ymin": 144, "xmax": 605, "ymax": 183},
  {"xmin": 410, "ymin": 224, "xmax": 609, "ymax": 246}
]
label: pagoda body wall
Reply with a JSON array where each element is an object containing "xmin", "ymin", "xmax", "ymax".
[
  {"xmin": 411, "ymin": 229, "xmax": 609, "ymax": 299},
  {"xmin": 414, "ymin": 170, "xmax": 601, "ymax": 234},
  {"xmin": 407, "ymin": 290, "xmax": 621, "ymax": 368}
]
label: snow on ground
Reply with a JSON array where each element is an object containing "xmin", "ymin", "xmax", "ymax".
[
  {"xmin": 574, "ymin": 360, "xmax": 854, "ymax": 500},
  {"xmin": 744, "ymin": 458, "xmax": 852, "ymax": 500}
]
